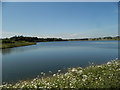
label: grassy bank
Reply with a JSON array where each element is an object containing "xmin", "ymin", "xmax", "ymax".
[
  {"xmin": 0, "ymin": 41, "xmax": 36, "ymax": 49},
  {"xmin": 1, "ymin": 59, "xmax": 120, "ymax": 89}
]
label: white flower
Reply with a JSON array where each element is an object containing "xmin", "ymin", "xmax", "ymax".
[
  {"xmin": 21, "ymin": 85, "xmax": 25, "ymax": 88},
  {"xmin": 46, "ymin": 82, "xmax": 50, "ymax": 85},
  {"xmin": 41, "ymin": 72, "xmax": 45, "ymax": 76},
  {"xmin": 34, "ymin": 85, "xmax": 37, "ymax": 88},
  {"xmin": 82, "ymin": 78, "xmax": 86, "ymax": 82},
  {"xmin": 49, "ymin": 71, "xmax": 52, "ymax": 73},
  {"xmin": 107, "ymin": 62, "xmax": 111, "ymax": 65},
  {"xmin": 65, "ymin": 72, "xmax": 71, "ymax": 76},
  {"xmin": 99, "ymin": 77, "xmax": 102, "ymax": 81},
  {"xmin": 41, "ymin": 72, "xmax": 44, "ymax": 74},
  {"xmin": 77, "ymin": 70, "xmax": 83, "ymax": 74},
  {"xmin": 97, "ymin": 65, "xmax": 102, "ymax": 68},
  {"xmin": 53, "ymin": 74, "xmax": 56, "ymax": 76},
  {"xmin": 71, "ymin": 68, "xmax": 77, "ymax": 72},
  {"xmin": 82, "ymin": 75, "xmax": 88, "ymax": 81},
  {"xmin": 117, "ymin": 68, "xmax": 120, "ymax": 71},
  {"xmin": 58, "ymin": 70, "xmax": 61, "ymax": 72},
  {"xmin": 82, "ymin": 75, "xmax": 87, "ymax": 78}
]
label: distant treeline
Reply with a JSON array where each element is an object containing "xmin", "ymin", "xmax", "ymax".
[
  {"xmin": 1, "ymin": 35, "xmax": 120, "ymax": 44},
  {"xmin": 1, "ymin": 36, "xmax": 67, "ymax": 44},
  {"xmin": 69, "ymin": 36, "xmax": 120, "ymax": 41}
]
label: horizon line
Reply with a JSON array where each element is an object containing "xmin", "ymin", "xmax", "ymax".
[{"xmin": 1, "ymin": 35, "xmax": 119, "ymax": 39}]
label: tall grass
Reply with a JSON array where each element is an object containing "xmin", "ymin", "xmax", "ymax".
[{"xmin": 0, "ymin": 41, "xmax": 36, "ymax": 49}]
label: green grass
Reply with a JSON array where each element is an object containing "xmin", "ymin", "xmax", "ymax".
[
  {"xmin": 0, "ymin": 41, "xmax": 36, "ymax": 49},
  {"xmin": 1, "ymin": 59, "xmax": 120, "ymax": 89}
]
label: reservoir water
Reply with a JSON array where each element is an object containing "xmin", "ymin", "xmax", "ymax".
[{"xmin": 2, "ymin": 40, "xmax": 118, "ymax": 83}]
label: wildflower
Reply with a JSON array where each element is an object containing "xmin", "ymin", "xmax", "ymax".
[
  {"xmin": 82, "ymin": 75, "xmax": 87, "ymax": 78},
  {"xmin": 31, "ymin": 81, "xmax": 34, "ymax": 84},
  {"xmin": 21, "ymin": 85, "xmax": 25, "ymax": 88},
  {"xmin": 41, "ymin": 72, "xmax": 44, "ymax": 75},
  {"xmin": 117, "ymin": 68, "xmax": 120, "ymax": 71},
  {"xmin": 53, "ymin": 74, "xmax": 56, "ymax": 76},
  {"xmin": 107, "ymin": 62, "xmax": 111, "ymax": 65},
  {"xmin": 65, "ymin": 72, "xmax": 70, "ymax": 76},
  {"xmin": 0, "ymin": 85, "xmax": 3, "ymax": 88},
  {"xmin": 77, "ymin": 70, "xmax": 83, "ymax": 74},
  {"xmin": 71, "ymin": 68, "xmax": 77, "ymax": 72},
  {"xmin": 34, "ymin": 85, "xmax": 37, "ymax": 89},
  {"xmin": 33, "ymin": 78, "xmax": 37, "ymax": 81},
  {"xmin": 82, "ymin": 75, "xmax": 88, "ymax": 81},
  {"xmin": 69, "ymin": 83, "xmax": 72, "ymax": 86},
  {"xmin": 99, "ymin": 77, "xmax": 102, "ymax": 81},
  {"xmin": 46, "ymin": 82, "xmax": 50, "ymax": 85},
  {"xmin": 96, "ymin": 81, "xmax": 98, "ymax": 84},
  {"xmin": 82, "ymin": 78, "xmax": 86, "ymax": 82},
  {"xmin": 38, "ymin": 86, "xmax": 43, "ymax": 88},
  {"xmin": 58, "ymin": 70, "xmax": 61, "ymax": 72},
  {"xmin": 49, "ymin": 71, "xmax": 52, "ymax": 73},
  {"xmin": 41, "ymin": 72, "xmax": 45, "ymax": 76},
  {"xmin": 97, "ymin": 65, "xmax": 102, "ymax": 68}
]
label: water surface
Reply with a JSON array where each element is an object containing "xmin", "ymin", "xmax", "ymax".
[{"xmin": 2, "ymin": 40, "xmax": 118, "ymax": 83}]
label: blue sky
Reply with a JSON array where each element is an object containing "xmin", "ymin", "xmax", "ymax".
[{"xmin": 2, "ymin": 2, "xmax": 118, "ymax": 39}]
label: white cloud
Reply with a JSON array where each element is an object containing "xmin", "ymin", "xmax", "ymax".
[
  {"xmin": 1, "ymin": 31, "xmax": 25, "ymax": 38},
  {"xmin": 1, "ymin": 25, "xmax": 118, "ymax": 39},
  {"xmin": 0, "ymin": 31, "xmax": 88, "ymax": 39}
]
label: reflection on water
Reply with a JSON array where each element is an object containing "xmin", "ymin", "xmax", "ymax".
[
  {"xmin": 2, "ymin": 41, "xmax": 118, "ymax": 83},
  {"xmin": 2, "ymin": 44, "xmax": 39, "ymax": 55},
  {"xmin": 2, "ymin": 41, "xmax": 118, "ymax": 55}
]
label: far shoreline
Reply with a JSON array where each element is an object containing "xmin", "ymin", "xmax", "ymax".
[
  {"xmin": 1, "ymin": 39, "xmax": 119, "ymax": 49},
  {"xmin": 1, "ymin": 36, "xmax": 119, "ymax": 49}
]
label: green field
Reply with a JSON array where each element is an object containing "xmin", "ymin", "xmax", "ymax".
[
  {"xmin": 1, "ymin": 59, "xmax": 120, "ymax": 89},
  {"xmin": 0, "ymin": 41, "xmax": 36, "ymax": 49}
]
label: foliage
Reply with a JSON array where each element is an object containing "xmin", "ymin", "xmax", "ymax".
[
  {"xmin": 9, "ymin": 35, "xmax": 64, "ymax": 42},
  {"xmin": 1, "ymin": 35, "xmax": 120, "ymax": 43}
]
